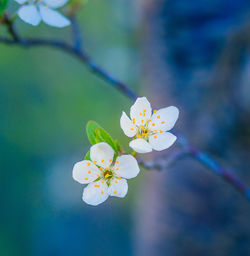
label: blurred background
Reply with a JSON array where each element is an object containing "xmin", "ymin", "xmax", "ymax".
[{"xmin": 0, "ymin": 0, "xmax": 250, "ymax": 255}]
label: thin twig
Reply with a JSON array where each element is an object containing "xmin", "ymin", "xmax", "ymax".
[{"xmin": 0, "ymin": 18, "xmax": 249, "ymax": 200}]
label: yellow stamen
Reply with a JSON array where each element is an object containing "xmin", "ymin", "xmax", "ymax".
[
  {"xmin": 110, "ymin": 182, "xmax": 112, "ymax": 186},
  {"xmin": 46, "ymin": 4, "xmax": 49, "ymax": 8},
  {"xmin": 102, "ymin": 180, "xmax": 105, "ymax": 183},
  {"xmin": 161, "ymin": 121, "xmax": 165, "ymax": 124},
  {"xmin": 118, "ymin": 176, "xmax": 121, "ymax": 180},
  {"xmin": 99, "ymin": 167, "xmax": 103, "ymax": 170},
  {"xmin": 101, "ymin": 159, "xmax": 104, "ymax": 163},
  {"xmin": 114, "ymin": 190, "xmax": 117, "ymax": 194},
  {"xmin": 87, "ymin": 162, "xmax": 91, "ymax": 166},
  {"xmin": 130, "ymin": 128, "xmax": 134, "ymax": 131},
  {"xmin": 84, "ymin": 178, "xmax": 88, "ymax": 180},
  {"xmin": 88, "ymin": 170, "xmax": 91, "ymax": 174},
  {"xmin": 141, "ymin": 120, "xmax": 144, "ymax": 123},
  {"xmin": 101, "ymin": 190, "xmax": 104, "ymax": 194},
  {"xmin": 94, "ymin": 184, "xmax": 100, "ymax": 188},
  {"xmin": 116, "ymin": 168, "xmax": 119, "ymax": 170},
  {"xmin": 97, "ymin": 174, "xmax": 100, "ymax": 177},
  {"xmin": 154, "ymin": 130, "xmax": 157, "ymax": 133},
  {"xmin": 109, "ymin": 158, "xmax": 112, "ymax": 162},
  {"xmin": 116, "ymin": 161, "xmax": 119, "ymax": 164},
  {"xmin": 157, "ymin": 115, "xmax": 160, "ymax": 119},
  {"xmin": 105, "ymin": 168, "xmax": 109, "ymax": 171},
  {"xmin": 137, "ymin": 135, "xmax": 142, "ymax": 138},
  {"xmin": 115, "ymin": 180, "xmax": 118, "ymax": 183},
  {"xmin": 143, "ymin": 109, "xmax": 146, "ymax": 112},
  {"xmin": 152, "ymin": 123, "xmax": 155, "ymax": 126},
  {"xmin": 160, "ymin": 130, "xmax": 163, "ymax": 133},
  {"xmin": 139, "ymin": 112, "xmax": 142, "ymax": 116},
  {"xmin": 105, "ymin": 173, "xmax": 109, "ymax": 179},
  {"xmin": 154, "ymin": 135, "xmax": 157, "ymax": 139},
  {"xmin": 153, "ymin": 110, "xmax": 157, "ymax": 113},
  {"xmin": 93, "ymin": 160, "xmax": 97, "ymax": 164}
]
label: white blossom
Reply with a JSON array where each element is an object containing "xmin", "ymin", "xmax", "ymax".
[
  {"xmin": 120, "ymin": 97, "xmax": 179, "ymax": 153},
  {"xmin": 73, "ymin": 142, "xmax": 140, "ymax": 206},
  {"xmin": 15, "ymin": 0, "xmax": 70, "ymax": 27}
]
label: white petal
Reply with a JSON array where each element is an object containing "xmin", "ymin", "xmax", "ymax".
[
  {"xmin": 18, "ymin": 5, "xmax": 41, "ymax": 26},
  {"xmin": 15, "ymin": 0, "xmax": 27, "ymax": 4},
  {"xmin": 108, "ymin": 178, "xmax": 128, "ymax": 198},
  {"xmin": 43, "ymin": 0, "xmax": 68, "ymax": 8},
  {"xmin": 129, "ymin": 138, "xmax": 152, "ymax": 153},
  {"xmin": 39, "ymin": 6, "xmax": 70, "ymax": 27},
  {"xmin": 82, "ymin": 180, "xmax": 109, "ymax": 206},
  {"xmin": 148, "ymin": 106, "xmax": 179, "ymax": 132},
  {"xmin": 149, "ymin": 132, "xmax": 177, "ymax": 151},
  {"xmin": 72, "ymin": 160, "xmax": 101, "ymax": 184},
  {"xmin": 90, "ymin": 142, "xmax": 114, "ymax": 168},
  {"xmin": 114, "ymin": 155, "xmax": 140, "ymax": 179},
  {"xmin": 120, "ymin": 111, "xmax": 137, "ymax": 137},
  {"xmin": 130, "ymin": 97, "xmax": 152, "ymax": 126}
]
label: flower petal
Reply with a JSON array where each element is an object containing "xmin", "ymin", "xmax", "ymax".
[
  {"xmin": 148, "ymin": 106, "xmax": 179, "ymax": 132},
  {"xmin": 149, "ymin": 132, "xmax": 177, "ymax": 151},
  {"xmin": 15, "ymin": 0, "xmax": 27, "ymax": 4},
  {"xmin": 90, "ymin": 142, "xmax": 114, "ymax": 168},
  {"xmin": 108, "ymin": 178, "xmax": 128, "ymax": 198},
  {"xmin": 114, "ymin": 155, "xmax": 140, "ymax": 179},
  {"xmin": 129, "ymin": 138, "xmax": 152, "ymax": 153},
  {"xmin": 72, "ymin": 160, "xmax": 101, "ymax": 184},
  {"xmin": 120, "ymin": 111, "xmax": 137, "ymax": 137},
  {"xmin": 43, "ymin": 0, "xmax": 68, "ymax": 8},
  {"xmin": 130, "ymin": 97, "xmax": 152, "ymax": 126},
  {"xmin": 82, "ymin": 180, "xmax": 109, "ymax": 206},
  {"xmin": 39, "ymin": 6, "xmax": 70, "ymax": 27},
  {"xmin": 18, "ymin": 5, "xmax": 41, "ymax": 26}
]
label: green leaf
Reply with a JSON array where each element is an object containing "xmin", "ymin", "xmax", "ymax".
[
  {"xmin": 86, "ymin": 121, "xmax": 119, "ymax": 154},
  {"xmin": 0, "ymin": 0, "xmax": 8, "ymax": 16},
  {"xmin": 84, "ymin": 150, "xmax": 90, "ymax": 160},
  {"xmin": 86, "ymin": 120, "xmax": 102, "ymax": 145}
]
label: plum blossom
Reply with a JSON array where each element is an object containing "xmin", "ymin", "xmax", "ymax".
[
  {"xmin": 73, "ymin": 142, "xmax": 140, "ymax": 206},
  {"xmin": 120, "ymin": 97, "xmax": 179, "ymax": 153},
  {"xmin": 15, "ymin": 0, "xmax": 70, "ymax": 27}
]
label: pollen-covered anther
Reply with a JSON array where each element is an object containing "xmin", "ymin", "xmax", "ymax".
[
  {"xmin": 115, "ymin": 168, "xmax": 119, "ymax": 170},
  {"xmin": 132, "ymin": 118, "xmax": 135, "ymax": 124},
  {"xmin": 87, "ymin": 162, "xmax": 91, "ymax": 166},
  {"xmin": 88, "ymin": 170, "xmax": 91, "ymax": 174},
  {"xmin": 84, "ymin": 178, "xmax": 88, "ymax": 180},
  {"xmin": 94, "ymin": 184, "xmax": 100, "ymax": 188},
  {"xmin": 97, "ymin": 174, "xmax": 100, "ymax": 177},
  {"xmin": 153, "ymin": 110, "xmax": 157, "ymax": 113},
  {"xmin": 154, "ymin": 130, "xmax": 157, "ymax": 133},
  {"xmin": 105, "ymin": 168, "xmax": 109, "ymax": 171},
  {"xmin": 130, "ymin": 128, "xmax": 134, "ymax": 131},
  {"xmin": 115, "ymin": 161, "xmax": 119, "ymax": 164},
  {"xmin": 114, "ymin": 190, "xmax": 117, "ymax": 194},
  {"xmin": 161, "ymin": 121, "xmax": 165, "ymax": 124},
  {"xmin": 109, "ymin": 159, "xmax": 112, "ymax": 162},
  {"xmin": 101, "ymin": 190, "xmax": 104, "ymax": 194},
  {"xmin": 99, "ymin": 167, "xmax": 103, "ymax": 170},
  {"xmin": 46, "ymin": 4, "xmax": 49, "ymax": 8},
  {"xmin": 160, "ymin": 130, "xmax": 163, "ymax": 133},
  {"xmin": 141, "ymin": 120, "xmax": 144, "ymax": 123},
  {"xmin": 110, "ymin": 182, "xmax": 112, "ymax": 186},
  {"xmin": 154, "ymin": 135, "xmax": 157, "ymax": 139},
  {"xmin": 115, "ymin": 180, "xmax": 118, "ymax": 183},
  {"xmin": 137, "ymin": 135, "xmax": 142, "ymax": 138},
  {"xmin": 139, "ymin": 112, "xmax": 142, "ymax": 116},
  {"xmin": 152, "ymin": 123, "xmax": 155, "ymax": 126},
  {"xmin": 118, "ymin": 176, "xmax": 121, "ymax": 180},
  {"xmin": 157, "ymin": 115, "xmax": 160, "ymax": 119},
  {"xmin": 102, "ymin": 180, "xmax": 105, "ymax": 183},
  {"xmin": 93, "ymin": 161, "xmax": 97, "ymax": 164},
  {"xmin": 105, "ymin": 173, "xmax": 109, "ymax": 179},
  {"xmin": 101, "ymin": 159, "xmax": 104, "ymax": 163}
]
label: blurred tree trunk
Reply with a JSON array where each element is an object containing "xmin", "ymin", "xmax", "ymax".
[{"xmin": 134, "ymin": 0, "xmax": 250, "ymax": 255}]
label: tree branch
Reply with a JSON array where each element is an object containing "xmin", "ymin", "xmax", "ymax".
[{"xmin": 0, "ymin": 18, "xmax": 249, "ymax": 200}]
